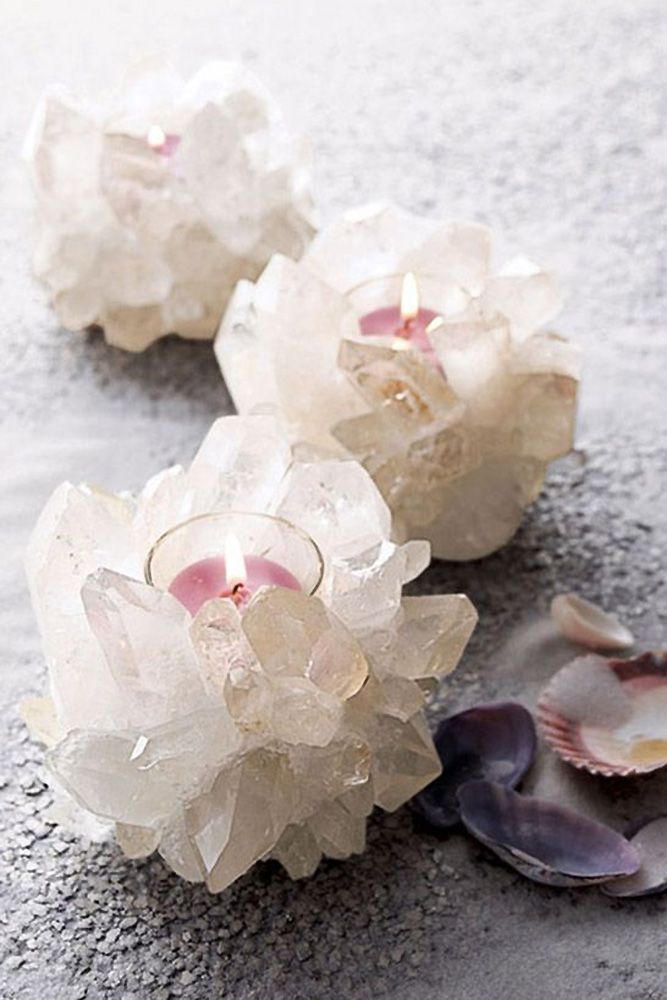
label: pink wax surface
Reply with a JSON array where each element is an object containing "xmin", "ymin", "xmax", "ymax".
[
  {"xmin": 359, "ymin": 306, "xmax": 441, "ymax": 367},
  {"xmin": 158, "ymin": 133, "xmax": 181, "ymax": 157},
  {"xmin": 169, "ymin": 554, "xmax": 302, "ymax": 615}
]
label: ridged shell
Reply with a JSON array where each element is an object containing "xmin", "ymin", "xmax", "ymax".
[
  {"xmin": 411, "ymin": 702, "xmax": 537, "ymax": 830},
  {"xmin": 458, "ymin": 780, "xmax": 640, "ymax": 887},
  {"xmin": 551, "ymin": 593, "xmax": 634, "ymax": 652},
  {"xmin": 602, "ymin": 816, "xmax": 667, "ymax": 898},
  {"xmin": 537, "ymin": 652, "xmax": 667, "ymax": 777}
]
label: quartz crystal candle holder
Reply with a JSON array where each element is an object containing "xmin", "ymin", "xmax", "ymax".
[
  {"xmin": 24, "ymin": 59, "xmax": 316, "ymax": 351},
  {"xmin": 25, "ymin": 415, "xmax": 477, "ymax": 892},
  {"xmin": 216, "ymin": 202, "xmax": 581, "ymax": 560}
]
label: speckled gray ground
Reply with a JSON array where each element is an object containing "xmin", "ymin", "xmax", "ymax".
[{"xmin": 1, "ymin": 1, "xmax": 667, "ymax": 997}]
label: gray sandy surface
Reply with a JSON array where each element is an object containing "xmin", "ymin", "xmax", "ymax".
[{"xmin": 1, "ymin": 1, "xmax": 667, "ymax": 997}]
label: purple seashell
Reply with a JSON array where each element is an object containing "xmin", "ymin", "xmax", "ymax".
[
  {"xmin": 602, "ymin": 816, "xmax": 667, "ymax": 898},
  {"xmin": 458, "ymin": 780, "xmax": 641, "ymax": 887},
  {"xmin": 411, "ymin": 702, "xmax": 537, "ymax": 831}
]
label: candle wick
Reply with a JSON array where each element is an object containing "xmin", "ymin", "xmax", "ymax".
[{"xmin": 223, "ymin": 580, "xmax": 251, "ymax": 610}]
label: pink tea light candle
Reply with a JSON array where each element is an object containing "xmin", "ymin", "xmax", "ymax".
[
  {"xmin": 168, "ymin": 532, "xmax": 302, "ymax": 615},
  {"xmin": 358, "ymin": 271, "xmax": 442, "ymax": 366},
  {"xmin": 145, "ymin": 510, "xmax": 324, "ymax": 617}
]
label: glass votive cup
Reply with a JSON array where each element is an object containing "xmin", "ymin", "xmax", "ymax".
[{"xmin": 144, "ymin": 510, "xmax": 325, "ymax": 604}]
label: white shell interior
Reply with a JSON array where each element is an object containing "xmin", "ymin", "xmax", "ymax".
[{"xmin": 551, "ymin": 593, "xmax": 634, "ymax": 651}]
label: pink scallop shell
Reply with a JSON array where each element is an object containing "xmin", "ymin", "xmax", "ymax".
[{"xmin": 537, "ymin": 652, "xmax": 667, "ymax": 777}]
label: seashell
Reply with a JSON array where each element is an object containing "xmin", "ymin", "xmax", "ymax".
[
  {"xmin": 458, "ymin": 780, "xmax": 640, "ymax": 887},
  {"xmin": 537, "ymin": 652, "xmax": 667, "ymax": 777},
  {"xmin": 602, "ymin": 816, "xmax": 667, "ymax": 898},
  {"xmin": 411, "ymin": 702, "xmax": 537, "ymax": 830},
  {"xmin": 551, "ymin": 593, "xmax": 634, "ymax": 652}
]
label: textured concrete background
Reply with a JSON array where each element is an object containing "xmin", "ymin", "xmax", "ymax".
[{"xmin": 1, "ymin": 1, "xmax": 667, "ymax": 997}]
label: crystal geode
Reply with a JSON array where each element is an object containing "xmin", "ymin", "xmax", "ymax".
[
  {"xmin": 215, "ymin": 203, "xmax": 581, "ymax": 560},
  {"xmin": 25, "ymin": 59, "xmax": 316, "ymax": 351},
  {"xmin": 24, "ymin": 415, "xmax": 477, "ymax": 891}
]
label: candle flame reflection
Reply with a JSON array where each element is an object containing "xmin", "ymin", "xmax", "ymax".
[
  {"xmin": 425, "ymin": 315, "xmax": 445, "ymax": 336},
  {"xmin": 224, "ymin": 533, "xmax": 247, "ymax": 589},
  {"xmin": 147, "ymin": 124, "xmax": 166, "ymax": 149},
  {"xmin": 400, "ymin": 272, "xmax": 420, "ymax": 323}
]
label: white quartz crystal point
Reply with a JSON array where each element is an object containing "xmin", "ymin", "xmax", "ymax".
[
  {"xmin": 25, "ymin": 412, "xmax": 480, "ymax": 889},
  {"xmin": 215, "ymin": 254, "xmax": 366, "ymax": 448},
  {"xmin": 25, "ymin": 481, "xmax": 137, "ymax": 730},
  {"xmin": 362, "ymin": 594, "xmax": 479, "ymax": 681},
  {"xmin": 116, "ymin": 822, "xmax": 161, "ymax": 860},
  {"xmin": 25, "ymin": 60, "xmax": 316, "ymax": 351},
  {"xmin": 271, "ymin": 823, "xmax": 323, "ymax": 879},
  {"xmin": 304, "ymin": 202, "xmax": 466, "ymax": 293},
  {"xmin": 242, "ymin": 587, "xmax": 369, "ymax": 701},
  {"xmin": 135, "ymin": 413, "xmax": 293, "ymax": 551},
  {"xmin": 20, "ymin": 696, "xmax": 63, "ymax": 747},
  {"xmin": 215, "ymin": 202, "xmax": 580, "ymax": 561},
  {"xmin": 275, "ymin": 457, "xmax": 430, "ymax": 632},
  {"xmin": 80, "ymin": 568, "xmax": 210, "ymax": 728},
  {"xmin": 372, "ymin": 714, "xmax": 443, "ymax": 812},
  {"xmin": 49, "ymin": 708, "xmax": 242, "ymax": 829},
  {"xmin": 186, "ymin": 749, "xmax": 297, "ymax": 894}
]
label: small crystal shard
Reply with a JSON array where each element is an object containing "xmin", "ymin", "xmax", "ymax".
[
  {"xmin": 116, "ymin": 822, "xmax": 160, "ymax": 859},
  {"xmin": 337, "ymin": 338, "xmax": 458, "ymax": 427},
  {"xmin": 186, "ymin": 750, "xmax": 296, "ymax": 894},
  {"xmin": 370, "ymin": 714, "xmax": 443, "ymax": 812},
  {"xmin": 287, "ymin": 737, "xmax": 371, "ymax": 816},
  {"xmin": 362, "ymin": 595, "xmax": 478, "ymax": 681},
  {"xmin": 49, "ymin": 709, "xmax": 241, "ymax": 828},
  {"xmin": 271, "ymin": 824, "xmax": 322, "ymax": 879},
  {"xmin": 307, "ymin": 798, "xmax": 368, "ymax": 859},
  {"xmin": 242, "ymin": 587, "xmax": 368, "ymax": 701},
  {"xmin": 81, "ymin": 568, "xmax": 208, "ymax": 728},
  {"xmin": 275, "ymin": 457, "xmax": 392, "ymax": 558},
  {"xmin": 190, "ymin": 598, "xmax": 257, "ymax": 696},
  {"xmin": 268, "ymin": 677, "xmax": 344, "ymax": 748},
  {"xmin": 20, "ymin": 696, "xmax": 62, "ymax": 747},
  {"xmin": 158, "ymin": 812, "xmax": 205, "ymax": 883},
  {"xmin": 327, "ymin": 538, "xmax": 430, "ymax": 633}
]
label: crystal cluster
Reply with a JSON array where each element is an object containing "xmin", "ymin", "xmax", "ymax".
[
  {"xmin": 25, "ymin": 60, "xmax": 316, "ymax": 351},
  {"xmin": 25, "ymin": 415, "xmax": 477, "ymax": 891},
  {"xmin": 216, "ymin": 203, "xmax": 581, "ymax": 560}
]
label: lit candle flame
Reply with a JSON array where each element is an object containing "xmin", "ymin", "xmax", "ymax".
[
  {"xmin": 147, "ymin": 124, "xmax": 166, "ymax": 149},
  {"xmin": 224, "ymin": 533, "xmax": 247, "ymax": 590},
  {"xmin": 400, "ymin": 272, "xmax": 420, "ymax": 324}
]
